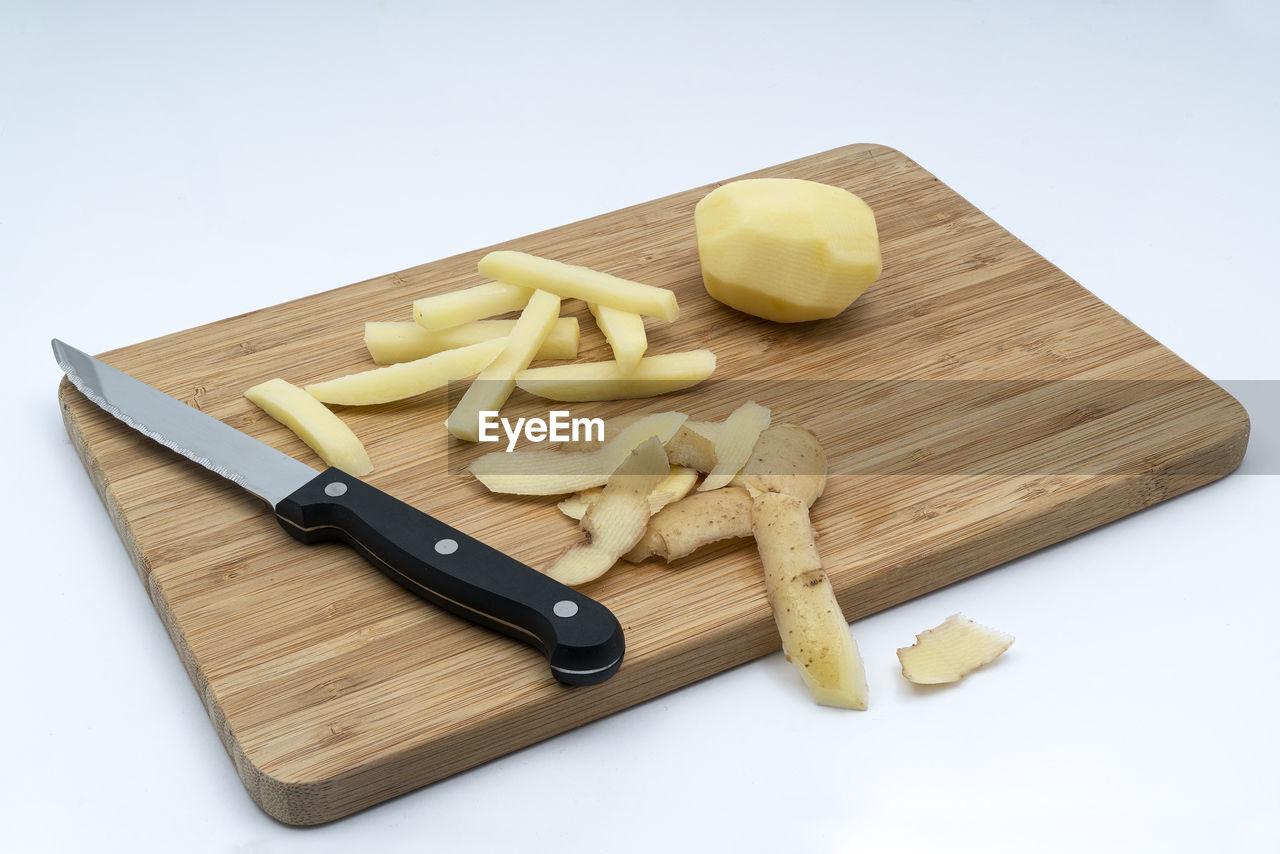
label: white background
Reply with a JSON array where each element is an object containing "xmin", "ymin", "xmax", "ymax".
[{"xmin": 3, "ymin": 1, "xmax": 1278, "ymax": 852}]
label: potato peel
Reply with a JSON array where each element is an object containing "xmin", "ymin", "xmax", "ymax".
[
  {"xmin": 469, "ymin": 412, "xmax": 687, "ymax": 495},
  {"xmin": 547, "ymin": 438, "xmax": 670, "ymax": 586},
  {"xmin": 699, "ymin": 401, "xmax": 771, "ymax": 491},
  {"xmin": 733, "ymin": 423, "xmax": 827, "ymax": 507},
  {"xmin": 752, "ymin": 491, "xmax": 867, "ymax": 710},
  {"xmin": 622, "ymin": 486, "xmax": 753, "ymax": 562},
  {"xmin": 897, "ymin": 613, "xmax": 1014, "ymax": 685},
  {"xmin": 557, "ymin": 466, "xmax": 699, "ymax": 520}
]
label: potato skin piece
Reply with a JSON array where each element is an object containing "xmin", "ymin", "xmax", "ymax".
[
  {"xmin": 751, "ymin": 491, "xmax": 868, "ymax": 710},
  {"xmin": 734, "ymin": 424, "xmax": 827, "ymax": 507},
  {"xmin": 622, "ymin": 487, "xmax": 753, "ymax": 562},
  {"xmin": 546, "ymin": 437, "xmax": 670, "ymax": 586}
]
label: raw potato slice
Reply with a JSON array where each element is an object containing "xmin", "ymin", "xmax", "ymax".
[
  {"xmin": 412, "ymin": 282, "xmax": 532, "ymax": 331},
  {"xmin": 623, "ymin": 487, "xmax": 753, "ymax": 563},
  {"xmin": 587, "ymin": 302, "xmax": 647, "ymax": 373},
  {"xmin": 897, "ymin": 614, "xmax": 1015, "ymax": 685},
  {"xmin": 752, "ymin": 491, "xmax": 868, "ymax": 710},
  {"xmin": 446, "ymin": 289, "xmax": 562, "ymax": 442},
  {"xmin": 305, "ymin": 338, "xmax": 507, "ymax": 405},
  {"xmin": 469, "ymin": 412, "xmax": 688, "ymax": 495},
  {"xmin": 515, "ymin": 350, "xmax": 717, "ymax": 402},
  {"xmin": 557, "ymin": 466, "xmax": 699, "ymax": 520},
  {"xmin": 479, "ymin": 250, "xmax": 679, "ymax": 321},
  {"xmin": 734, "ymin": 424, "xmax": 827, "ymax": 507},
  {"xmin": 546, "ymin": 438, "xmax": 670, "ymax": 586},
  {"xmin": 244, "ymin": 378, "xmax": 373, "ymax": 476},
  {"xmin": 699, "ymin": 401, "xmax": 771, "ymax": 491},
  {"xmin": 364, "ymin": 318, "xmax": 579, "ymax": 364}
]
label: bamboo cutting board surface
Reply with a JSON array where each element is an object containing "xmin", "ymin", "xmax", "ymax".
[{"xmin": 58, "ymin": 144, "xmax": 1249, "ymax": 825}]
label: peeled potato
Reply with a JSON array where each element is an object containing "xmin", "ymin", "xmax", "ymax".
[{"xmin": 695, "ymin": 178, "xmax": 881, "ymax": 322}]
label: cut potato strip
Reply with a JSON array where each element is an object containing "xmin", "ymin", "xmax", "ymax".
[
  {"xmin": 897, "ymin": 614, "xmax": 1014, "ymax": 685},
  {"xmin": 734, "ymin": 424, "xmax": 827, "ymax": 507},
  {"xmin": 364, "ymin": 318, "xmax": 579, "ymax": 364},
  {"xmin": 245, "ymin": 378, "xmax": 373, "ymax": 476},
  {"xmin": 699, "ymin": 401, "xmax": 771, "ymax": 491},
  {"xmin": 752, "ymin": 491, "xmax": 867, "ymax": 710},
  {"xmin": 412, "ymin": 282, "xmax": 532, "ymax": 331},
  {"xmin": 478, "ymin": 250, "xmax": 679, "ymax": 321},
  {"xmin": 623, "ymin": 486, "xmax": 753, "ymax": 563},
  {"xmin": 469, "ymin": 412, "xmax": 688, "ymax": 495},
  {"xmin": 587, "ymin": 302, "xmax": 647, "ymax": 373},
  {"xmin": 557, "ymin": 466, "xmax": 699, "ymax": 520},
  {"xmin": 515, "ymin": 350, "xmax": 716, "ymax": 402},
  {"xmin": 546, "ymin": 438, "xmax": 670, "ymax": 586},
  {"xmin": 305, "ymin": 338, "xmax": 507, "ymax": 406},
  {"xmin": 446, "ymin": 289, "xmax": 563, "ymax": 442}
]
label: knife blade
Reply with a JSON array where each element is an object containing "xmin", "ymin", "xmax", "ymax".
[{"xmin": 53, "ymin": 339, "xmax": 624, "ymax": 685}]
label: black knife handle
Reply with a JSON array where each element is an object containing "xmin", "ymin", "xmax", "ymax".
[{"xmin": 274, "ymin": 468, "xmax": 624, "ymax": 685}]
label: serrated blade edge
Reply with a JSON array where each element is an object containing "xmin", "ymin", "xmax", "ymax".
[{"xmin": 53, "ymin": 339, "xmax": 318, "ymax": 507}]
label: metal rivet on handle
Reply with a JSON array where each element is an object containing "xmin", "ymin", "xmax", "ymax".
[
  {"xmin": 553, "ymin": 600, "xmax": 579, "ymax": 618},
  {"xmin": 324, "ymin": 482, "xmax": 347, "ymax": 497},
  {"xmin": 434, "ymin": 538, "xmax": 459, "ymax": 555}
]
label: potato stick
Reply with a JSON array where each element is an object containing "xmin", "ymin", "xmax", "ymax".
[
  {"xmin": 446, "ymin": 289, "xmax": 562, "ymax": 442},
  {"xmin": 412, "ymin": 282, "xmax": 533, "ymax": 331},
  {"xmin": 515, "ymin": 350, "xmax": 716, "ymax": 402},
  {"xmin": 587, "ymin": 302, "xmax": 647, "ymax": 373},
  {"xmin": 364, "ymin": 318, "xmax": 578, "ymax": 364},
  {"xmin": 245, "ymin": 378, "xmax": 373, "ymax": 476},
  {"xmin": 306, "ymin": 338, "xmax": 507, "ymax": 405},
  {"xmin": 479, "ymin": 250, "xmax": 679, "ymax": 321}
]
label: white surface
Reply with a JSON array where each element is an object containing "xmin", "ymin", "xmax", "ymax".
[{"xmin": 3, "ymin": 2, "xmax": 1278, "ymax": 851}]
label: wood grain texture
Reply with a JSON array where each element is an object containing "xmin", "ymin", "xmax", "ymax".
[{"xmin": 57, "ymin": 144, "xmax": 1249, "ymax": 824}]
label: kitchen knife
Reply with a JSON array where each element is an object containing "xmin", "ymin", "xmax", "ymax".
[{"xmin": 53, "ymin": 339, "xmax": 625, "ymax": 685}]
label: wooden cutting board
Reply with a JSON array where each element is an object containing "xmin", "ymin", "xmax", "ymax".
[{"xmin": 58, "ymin": 143, "xmax": 1249, "ymax": 825}]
